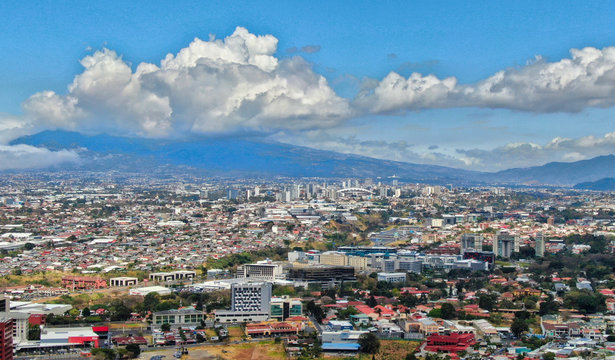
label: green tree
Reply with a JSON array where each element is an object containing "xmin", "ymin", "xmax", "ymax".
[
  {"xmin": 358, "ymin": 333, "xmax": 380, "ymax": 354},
  {"xmin": 125, "ymin": 344, "xmax": 140, "ymax": 358},
  {"xmin": 478, "ymin": 293, "xmax": 496, "ymax": 311},
  {"xmin": 405, "ymin": 353, "xmax": 418, "ymax": 360},
  {"xmin": 543, "ymin": 352, "xmax": 555, "ymax": 360},
  {"xmin": 440, "ymin": 303, "xmax": 456, "ymax": 320},
  {"xmin": 143, "ymin": 292, "xmax": 160, "ymax": 311},
  {"xmin": 82, "ymin": 307, "xmax": 91, "ymax": 317},
  {"xmin": 161, "ymin": 323, "xmax": 171, "ymax": 332},
  {"xmin": 511, "ymin": 317, "xmax": 529, "ymax": 339},
  {"xmin": 91, "ymin": 348, "xmax": 117, "ymax": 360}
]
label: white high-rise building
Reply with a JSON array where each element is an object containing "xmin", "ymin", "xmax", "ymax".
[
  {"xmin": 494, "ymin": 232, "xmax": 519, "ymax": 258},
  {"xmin": 461, "ymin": 234, "xmax": 483, "ymax": 252},
  {"xmin": 535, "ymin": 232, "xmax": 545, "ymax": 257},
  {"xmin": 231, "ymin": 282, "xmax": 272, "ymax": 313},
  {"xmin": 215, "ymin": 282, "xmax": 272, "ymax": 323}
]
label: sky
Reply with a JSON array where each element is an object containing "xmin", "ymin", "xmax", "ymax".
[{"xmin": 2, "ymin": 1, "xmax": 615, "ymax": 171}]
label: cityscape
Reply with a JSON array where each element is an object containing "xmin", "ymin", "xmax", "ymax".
[{"xmin": 3, "ymin": 1, "xmax": 615, "ymax": 360}]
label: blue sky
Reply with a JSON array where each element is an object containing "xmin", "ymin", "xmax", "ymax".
[{"xmin": 2, "ymin": 1, "xmax": 615, "ymax": 171}]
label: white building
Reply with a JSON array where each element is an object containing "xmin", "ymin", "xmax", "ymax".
[
  {"xmin": 215, "ymin": 282, "xmax": 272, "ymax": 323},
  {"xmin": 236, "ymin": 261, "xmax": 283, "ymax": 280},
  {"xmin": 377, "ymin": 272, "xmax": 407, "ymax": 283},
  {"xmin": 109, "ymin": 277, "xmax": 138, "ymax": 287}
]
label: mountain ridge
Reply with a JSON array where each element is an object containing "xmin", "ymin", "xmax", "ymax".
[{"xmin": 10, "ymin": 130, "xmax": 615, "ymax": 186}]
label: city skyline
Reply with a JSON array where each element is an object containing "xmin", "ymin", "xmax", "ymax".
[{"xmin": 2, "ymin": 1, "xmax": 615, "ymax": 172}]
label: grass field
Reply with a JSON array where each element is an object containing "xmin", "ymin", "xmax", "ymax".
[
  {"xmin": 205, "ymin": 341, "xmax": 286, "ymax": 360},
  {"xmin": 227, "ymin": 326, "xmax": 245, "ymax": 341},
  {"xmin": 139, "ymin": 341, "xmax": 286, "ymax": 360}
]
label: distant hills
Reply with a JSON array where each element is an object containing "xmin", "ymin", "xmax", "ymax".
[
  {"xmin": 10, "ymin": 130, "xmax": 481, "ymax": 184},
  {"xmin": 485, "ymin": 155, "xmax": 615, "ymax": 186},
  {"xmin": 10, "ymin": 130, "xmax": 615, "ymax": 187},
  {"xmin": 574, "ymin": 177, "xmax": 615, "ymax": 191}
]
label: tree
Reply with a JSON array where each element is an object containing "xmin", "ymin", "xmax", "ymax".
[
  {"xmin": 405, "ymin": 353, "xmax": 418, "ymax": 360},
  {"xmin": 24, "ymin": 243, "xmax": 35, "ymax": 250},
  {"xmin": 539, "ymin": 297, "xmax": 559, "ymax": 316},
  {"xmin": 143, "ymin": 292, "xmax": 160, "ymax": 311},
  {"xmin": 358, "ymin": 333, "xmax": 380, "ymax": 354},
  {"xmin": 478, "ymin": 293, "xmax": 496, "ymax": 311},
  {"xmin": 82, "ymin": 307, "xmax": 91, "ymax": 317},
  {"xmin": 161, "ymin": 323, "xmax": 171, "ymax": 332},
  {"xmin": 27, "ymin": 324, "xmax": 40, "ymax": 340},
  {"xmin": 125, "ymin": 344, "xmax": 140, "ymax": 358},
  {"xmin": 543, "ymin": 352, "xmax": 555, "ymax": 360},
  {"xmin": 440, "ymin": 303, "xmax": 456, "ymax": 320},
  {"xmin": 91, "ymin": 348, "xmax": 117, "ymax": 360},
  {"xmin": 511, "ymin": 317, "xmax": 529, "ymax": 339},
  {"xmin": 367, "ymin": 295, "xmax": 378, "ymax": 308}
]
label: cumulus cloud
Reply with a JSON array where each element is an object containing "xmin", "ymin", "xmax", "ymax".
[
  {"xmin": 274, "ymin": 130, "xmax": 469, "ymax": 168},
  {"xmin": 23, "ymin": 27, "xmax": 349, "ymax": 138},
  {"xmin": 357, "ymin": 46, "xmax": 615, "ymax": 114},
  {"xmin": 457, "ymin": 132, "xmax": 615, "ymax": 171},
  {"xmin": 0, "ymin": 144, "xmax": 79, "ymax": 170}
]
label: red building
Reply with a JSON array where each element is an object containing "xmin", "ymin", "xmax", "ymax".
[
  {"xmin": 0, "ymin": 318, "xmax": 13, "ymax": 360},
  {"xmin": 28, "ymin": 314, "xmax": 45, "ymax": 326},
  {"xmin": 425, "ymin": 333, "xmax": 476, "ymax": 353},
  {"xmin": 245, "ymin": 322, "xmax": 300, "ymax": 337},
  {"xmin": 61, "ymin": 276, "xmax": 107, "ymax": 290}
]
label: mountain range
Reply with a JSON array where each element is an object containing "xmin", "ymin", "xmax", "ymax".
[{"xmin": 10, "ymin": 130, "xmax": 615, "ymax": 187}]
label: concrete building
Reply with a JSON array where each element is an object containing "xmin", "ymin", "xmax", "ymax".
[
  {"xmin": 377, "ymin": 272, "xmax": 407, "ymax": 283},
  {"xmin": 152, "ymin": 307, "xmax": 204, "ymax": 329},
  {"xmin": 460, "ymin": 233, "xmax": 483, "ymax": 253},
  {"xmin": 0, "ymin": 317, "xmax": 12, "ymax": 360},
  {"xmin": 319, "ymin": 252, "xmax": 348, "ymax": 267},
  {"xmin": 270, "ymin": 297, "xmax": 302, "ymax": 321},
  {"xmin": 215, "ymin": 282, "xmax": 272, "ymax": 323},
  {"xmin": 236, "ymin": 261, "xmax": 283, "ymax": 281},
  {"xmin": 148, "ymin": 271, "xmax": 196, "ymax": 282},
  {"xmin": 109, "ymin": 277, "xmax": 138, "ymax": 287},
  {"xmin": 535, "ymin": 232, "xmax": 545, "ymax": 257},
  {"xmin": 128, "ymin": 286, "xmax": 172, "ymax": 296},
  {"xmin": 347, "ymin": 255, "xmax": 368, "ymax": 271},
  {"xmin": 494, "ymin": 232, "xmax": 520, "ymax": 258}
]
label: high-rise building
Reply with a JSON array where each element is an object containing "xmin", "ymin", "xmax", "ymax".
[
  {"xmin": 461, "ymin": 234, "xmax": 483, "ymax": 253},
  {"xmin": 270, "ymin": 297, "xmax": 302, "ymax": 321},
  {"xmin": 231, "ymin": 282, "xmax": 272, "ymax": 313},
  {"xmin": 0, "ymin": 299, "xmax": 13, "ymax": 360},
  {"xmin": 494, "ymin": 232, "xmax": 519, "ymax": 258},
  {"xmin": 215, "ymin": 282, "xmax": 272, "ymax": 323},
  {"xmin": 535, "ymin": 232, "xmax": 545, "ymax": 257},
  {"xmin": 0, "ymin": 317, "xmax": 12, "ymax": 360}
]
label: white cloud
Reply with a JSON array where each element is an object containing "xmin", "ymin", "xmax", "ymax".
[
  {"xmin": 274, "ymin": 130, "xmax": 469, "ymax": 169},
  {"xmin": 357, "ymin": 46, "xmax": 615, "ymax": 114},
  {"xmin": 457, "ymin": 132, "xmax": 615, "ymax": 171},
  {"xmin": 22, "ymin": 27, "xmax": 350, "ymax": 138},
  {"xmin": 0, "ymin": 144, "xmax": 79, "ymax": 170}
]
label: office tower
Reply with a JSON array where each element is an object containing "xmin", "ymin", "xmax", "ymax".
[
  {"xmin": 461, "ymin": 234, "xmax": 483, "ymax": 253},
  {"xmin": 231, "ymin": 282, "xmax": 272, "ymax": 313},
  {"xmin": 535, "ymin": 232, "xmax": 545, "ymax": 257},
  {"xmin": 494, "ymin": 232, "xmax": 519, "ymax": 258},
  {"xmin": 0, "ymin": 318, "xmax": 12, "ymax": 360}
]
